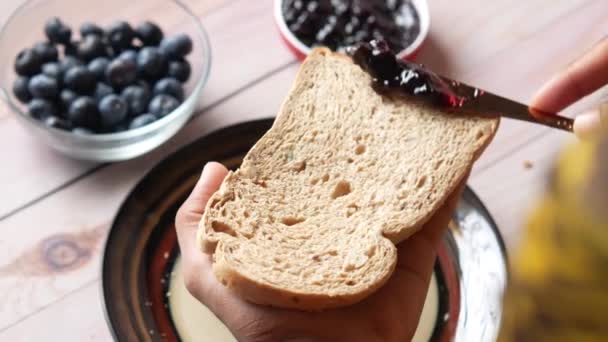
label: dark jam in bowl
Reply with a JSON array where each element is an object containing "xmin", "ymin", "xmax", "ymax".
[
  {"xmin": 349, "ymin": 40, "xmax": 464, "ymax": 107},
  {"xmin": 283, "ymin": 0, "xmax": 421, "ymax": 53}
]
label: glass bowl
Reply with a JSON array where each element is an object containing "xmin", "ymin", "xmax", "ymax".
[{"xmin": 0, "ymin": 0, "xmax": 211, "ymax": 162}]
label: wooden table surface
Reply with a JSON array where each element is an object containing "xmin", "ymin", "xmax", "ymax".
[{"xmin": 0, "ymin": 0, "xmax": 607, "ymax": 340}]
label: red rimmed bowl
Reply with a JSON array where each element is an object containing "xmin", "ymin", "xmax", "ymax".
[{"xmin": 274, "ymin": 0, "xmax": 430, "ymax": 61}]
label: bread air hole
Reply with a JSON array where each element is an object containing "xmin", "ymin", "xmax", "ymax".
[
  {"xmin": 281, "ymin": 217, "xmax": 306, "ymax": 226},
  {"xmin": 253, "ymin": 179, "xmax": 267, "ymax": 188},
  {"xmin": 416, "ymin": 175, "xmax": 427, "ymax": 189},
  {"xmin": 211, "ymin": 221, "xmax": 237, "ymax": 237},
  {"xmin": 331, "ymin": 180, "xmax": 352, "ymax": 199},
  {"xmin": 346, "ymin": 280, "xmax": 356, "ymax": 286},
  {"xmin": 346, "ymin": 204, "xmax": 359, "ymax": 217},
  {"xmin": 321, "ymin": 174, "xmax": 330, "ymax": 182},
  {"xmin": 292, "ymin": 160, "xmax": 306, "ymax": 172},
  {"xmin": 476, "ymin": 130, "xmax": 485, "ymax": 140},
  {"xmin": 366, "ymin": 245, "xmax": 376, "ymax": 257},
  {"xmin": 355, "ymin": 144, "xmax": 366, "ymax": 155}
]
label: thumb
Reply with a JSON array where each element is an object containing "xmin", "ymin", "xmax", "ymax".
[{"xmin": 176, "ymin": 162, "xmax": 229, "ymax": 255}]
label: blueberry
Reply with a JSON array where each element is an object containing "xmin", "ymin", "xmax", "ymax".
[
  {"xmin": 135, "ymin": 21, "xmax": 164, "ymax": 46},
  {"xmin": 159, "ymin": 34, "xmax": 193, "ymax": 59},
  {"xmin": 129, "ymin": 113, "xmax": 157, "ymax": 129},
  {"xmin": 64, "ymin": 66, "xmax": 96, "ymax": 94},
  {"xmin": 114, "ymin": 121, "xmax": 130, "ymax": 133},
  {"xmin": 105, "ymin": 45, "xmax": 117, "ymax": 59},
  {"xmin": 167, "ymin": 59, "xmax": 191, "ymax": 82},
  {"xmin": 107, "ymin": 21, "xmax": 135, "ymax": 51},
  {"xmin": 118, "ymin": 49, "xmax": 138, "ymax": 64},
  {"xmin": 105, "ymin": 58, "xmax": 137, "ymax": 88},
  {"xmin": 33, "ymin": 42, "xmax": 59, "ymax": 63},
  {"xmin": 15, "ymin": 49, "xmax": 42, "ymax": 76},
  {"xmin": 13, "ymin": 76, "xmax": 32, "ymax": 103},
  {"xmin": 121, "ymin": 85, "xmax": 150, "ymax": 116},
  {"xmin": 60, "ymin": 89, "xmax": 78, "ymax": 110},
  {"xmin": 77, "ymin": 35, "xmax": 107, "ymax": 61},
  {"xmin": 148, "ymin": 94, "xmax": 179, "ymax": 117},
  {"xmin": 80, "ymin": 22, "xmax": 104, "ymax": 38},
  {"xmin": 28, "ymin": 98, "xmax": 57, "ymax": 119},
  {"xmin": 28, "ymin": 74, "xmax": 59, "ymax": 99},
  {"xmin": 88, "ymin": 57, "xmax": 110, "ymax": 80},
  {"xmin": 98, "ymin": 94, "xmax": 128, "ymax": 128},
  {"xmin": 136, "ymin": 79, "xmax": 152, "ymax": 94},
  {"xmin": 72, "ymin": 127, "xmax": 94, "ymax": 135},
  {"xmin": 41, "ymin": 62, "xmax": 63, "ymax": 82},
  {"xmin": 59, "ymin": 56, "xmax": 83, "ymax": 74},
  {"xmin": 136, "ymin": 47, "xmax": 167, "ymax": 81},
  {"xmin": 64, "ymin": 41, "xmax": 79, "ymax": 56},
  {"xmin": 68, "ymin": 96, "xmax": 100, "ymax": 129},
  {"xmin": 43, "ymin": 116, "xmax": 72, "ymax": 130},
  {"xmin": 45, "ymin": 17, "xmax": 72, "ymax": 45},
  {"xmin": 93, "ymin": 82, "xmax": 114, "ymax": 102},
  {"xmin": 153, "ymin": 77, "xmax": 184, "ymax": 101}
]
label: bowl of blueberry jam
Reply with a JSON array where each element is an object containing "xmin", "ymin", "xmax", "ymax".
[
  {"xmin": 275, "ymin": 0, "xmax": 429, "ymax": 60},
  {"xmin": 0, "ymin": 0, "xmax": 211, "ymax": 162}
]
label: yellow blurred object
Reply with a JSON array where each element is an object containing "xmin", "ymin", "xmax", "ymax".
[{"xmin": 499, "ymin": 126, "xmax": 608, "ymax": 341}]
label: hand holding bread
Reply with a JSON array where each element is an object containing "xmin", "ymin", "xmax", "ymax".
[{"xmin": 176, "ymin": 162, "xmax": 468, "ymax": 342}]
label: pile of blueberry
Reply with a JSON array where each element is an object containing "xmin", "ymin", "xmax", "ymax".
[
  {"xmin": 13, "ymin": 17, "xmax": 193, "ymax": 134},
  {"xmin": 283, "ymin": 0, "xmax": 421, "ymax": 53}
]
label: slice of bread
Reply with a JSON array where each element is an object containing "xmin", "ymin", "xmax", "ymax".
[{"xmin": 198, "ymin": 48, "xmax": 498, "ymax": 311}]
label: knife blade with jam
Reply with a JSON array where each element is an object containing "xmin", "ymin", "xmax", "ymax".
[{"xmin": 349, "ymin": 40, "xmax": 574, "ymax": 132}]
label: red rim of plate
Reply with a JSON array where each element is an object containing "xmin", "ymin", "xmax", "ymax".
[{"xmin": 274, "ymin": 0, "xmax": 431, "ymax": 61}]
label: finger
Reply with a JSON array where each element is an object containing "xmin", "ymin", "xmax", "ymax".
[
  {"xmin": 574, "ymin": 104, "xmax": 608, "ymax": 139},
  {"xmin": 390, "ymin": 177, "xmax": 466, "ymax": 286},
  {"xmin": 392, "ymin": 172, "xmax": 468, "ymax": 279},
  {"xmin": 183, "ymin": 162, "xmax": 229, "ymax": 219},
  {"xmin": 419, "ymin": 172, "xmax": 469, "ymax": 245},
  {"xmin": 531, "ymin": 38, "xmax": 608, "ymax": 112},
  {"xmin": 176, "ymin": 162, "xmax": 229, "ymax": 255},
  {"xmin": 382, "ymin": 173, "xmax": 469, "ymax": 338}
]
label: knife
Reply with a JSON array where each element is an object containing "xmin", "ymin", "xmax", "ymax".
[
  {"xmin": 437, "ymin": 76, "xmax": 574, "ymax": 132},
  {"xmin": 350, "ymin": 40, "xmax": 575, "ymax": 133}
]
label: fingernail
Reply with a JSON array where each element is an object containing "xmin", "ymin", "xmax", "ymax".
[
  {"xmin": 574, "ymin": 110, "xmax": 601, "ymax": 139},
  {"xmin": 201, "ymin": 161, "xmax": 219, "ymax": 177},
  {"xmin": 195, "ymin": 162, "xmax": 217, "ymax": 189}
]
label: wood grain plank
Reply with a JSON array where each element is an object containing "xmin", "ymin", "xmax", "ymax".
[
  {"xmin": 417, "ymin": 0, "xmax": 594, "ymax": 76},
  {"xmin": 0, "ymin": 0, "xmax": 294, "ymax": 218},
  {"xmin": 1, "ymin": 0, "xmax": 601, "ymax": 219},
  {"xmin": 0, "ymin": 280, "xmax": 112, "ymax": 342},
  {"xmin": 470, "ymin": 131, "xmax": 576, "ymax": 249},
  {"xmin": 2, "ymin": 0, "xmax": 608, "ymax": 338},
  {"xmin": 0, "ymin": 63, "xmax": 299, "ymax": 330},
  {"xmin": 457, "ymin": 0, "xmax": 608, "ymax": 172}
]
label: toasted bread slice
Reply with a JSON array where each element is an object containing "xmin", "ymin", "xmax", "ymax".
[{"xmin": 198, "ymin": 48, "xmax": 498, "ymax": 310}]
